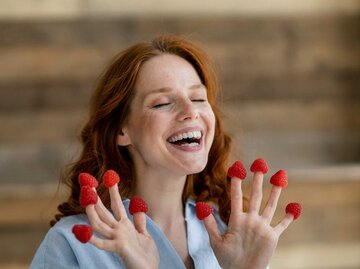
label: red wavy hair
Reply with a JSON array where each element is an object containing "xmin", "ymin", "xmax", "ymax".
[{"xmin": 51, "ymin": 34, "xmax": 232, "ymax": 226}]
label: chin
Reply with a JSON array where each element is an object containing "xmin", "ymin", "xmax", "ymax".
[{"xmin": 183, "ymin": 161, "xmax": 208, "ymax": 175}]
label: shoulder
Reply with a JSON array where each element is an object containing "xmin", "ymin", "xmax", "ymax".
[
  {"xmin": 45, "ymin": 214, "xmax": 91, "ymax": 248},
  {"xmin": 30, "ymin": 215, "xmax": 88, "ymax": 269},
  {"xmin": 30, "ymin": 214, "xmax": 124, "ymax": 269}
]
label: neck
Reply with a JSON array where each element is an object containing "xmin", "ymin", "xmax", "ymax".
[{"xmin": 133, "ymin": 171, "xmax": 188, "ymax": 230}]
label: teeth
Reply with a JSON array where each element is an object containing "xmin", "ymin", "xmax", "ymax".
[
  {"xmin": 180, "ymin": 142, "xmax": 199, "ymax": 147},
  {"xmin": 169, "ymin": 131, "xmax": 202, "ymax": 142}
]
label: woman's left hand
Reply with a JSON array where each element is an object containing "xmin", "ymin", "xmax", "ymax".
[{"xmin": 201, "ymin": 165, "xmax": 296, "ymax": 269}]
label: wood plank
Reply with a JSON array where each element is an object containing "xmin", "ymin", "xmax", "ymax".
[
  {"xmin": 270, "ymin": 242, "xmax": 360, "ymax": 269},
  {"xmin": 223, "ymin": 100, "xmax": 360, "ymax": 132},
  {"xmin": 0, "ymin": 16, "xmax": 358, "ymax": 46},
  {"xmin": 1, "ymin": 100, "xmax": 359, "ymax": 143},
  {"xmin": 0, "ymin": 109, "xmax": 87, "ymax": 142}
]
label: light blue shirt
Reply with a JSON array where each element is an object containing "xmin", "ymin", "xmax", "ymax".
[{"xmin": 30, "ymin": 198, "xmax": 227, "ymax": 269}]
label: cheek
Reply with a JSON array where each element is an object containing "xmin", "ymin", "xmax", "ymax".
[
  {"xmin": 204, "ymin": 108, "xmax": 216, "ymax": 130},
  {"xmin": 137, "ymin": 112, "xmax": 168, "ymax": 139}
]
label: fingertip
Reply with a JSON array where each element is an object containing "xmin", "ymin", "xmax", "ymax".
[
  {"xmin": 80, "ymin": 186, "xmax": 98, "ymax": 207},
  {"xmin": 103, "ymin": 169, "xmax": 120, "ymax": 188},
  {"xmin": 250, "ymin": 158, "xmax": 269, "ymax": 174},
  {"xmin": 227, "ymin": 160, "xmax": 247, "ymax": 180},
  {"xmin": 196, "ymin": 202, "xmax": 213, "ymax": 220},
  {"xmin": 285, "ymin": 202, "xmax": 302, "ymax": 220},
  {"xmin": 270, "ymin": 169, "xmax": 288, "ymax": 188},
  {"xmin": 133, "ymin": 211, "xmax": 148, "ymax": 235},
  {"xmin": 202, "ymin": 211, "xmax": 215, "ymax": 224},
  {"xmin": 72, "ymin": 224, "xmax": 93, "ymax": 243},
  {"xmin": 129, "ymin": 196, "xmax": 148, "ymax": 215}
]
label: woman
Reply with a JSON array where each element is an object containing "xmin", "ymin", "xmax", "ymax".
[{"xmin": 30, "ymin": 34, "xmax": 300, "ymax": 269}]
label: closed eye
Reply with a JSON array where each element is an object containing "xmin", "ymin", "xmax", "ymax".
[
  {"xmin": 192, "ymin": 99, "xmax": 207, "ymax": 102},
  {"xmin": 153, "ymin": 103, "xmax": 171, "ymax": 108}
]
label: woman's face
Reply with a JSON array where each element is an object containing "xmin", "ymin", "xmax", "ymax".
[{"xmin": 118, "ymin": 53, "xmax": 215, "ymax": 176}]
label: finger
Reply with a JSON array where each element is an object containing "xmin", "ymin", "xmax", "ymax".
[
  {"xmin": 273, "ymin": 213, "xmax": 293, "ymax": 236},
  {"xmin": 228, "ymin": 177, "xmax": 244, "ymax": 226},
  {"xmin": 203, "ymin": 214, "xmax": 222, "ymax": 246},
  {"xmin": 89, "ymin": 236, "xmax": 116, "ymax": 252},
  {"xmin": 109, "ymin": 184, "xmax": 128, "ymax": 221},
  {"xmin": 261, "ymin": 186, "xmax": 282, "ymax": 224},
  {"xmin": 95, "ymin": 194, "xmax": 118, "ymax": 228},
  {"xmin": 86, "ymin": 205, "xmax": 113, "ymax": 239},
  {"xmin": 133, "ymin": 212, "xmax": 149, "ymax": 236},
  {"xmin": 231, "ymin": 177, "xmax": 243, "ymax": 214},
  {"xmin": 248, "ymin": 172, "xmax": 264, "ymax": 214}
]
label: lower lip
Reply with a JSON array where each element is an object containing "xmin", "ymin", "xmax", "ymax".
[{"xmin": 168, "ymin": 139, "xmax": 203, "ymax": 152}]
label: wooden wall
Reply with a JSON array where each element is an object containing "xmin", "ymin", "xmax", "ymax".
[{"xmin": 0, "ymin": 14, "xmax": 359, "ymax": 268}]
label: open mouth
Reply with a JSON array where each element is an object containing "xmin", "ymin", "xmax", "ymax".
[{"xmin": 167, "ymin": 130, "xmax": 202, "ymax": 147}]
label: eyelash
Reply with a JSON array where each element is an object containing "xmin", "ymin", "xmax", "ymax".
[
  {"xmin": 152, "ymin": 99, "xmax": 207, "ymax": 109},
  {"xmin": 153, "ymin": 103, "xmax": 171, "ymax": 108}
]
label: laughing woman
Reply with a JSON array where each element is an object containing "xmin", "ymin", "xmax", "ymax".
[{"xmin": 30, "ymin": 34, "xmax": 300, "ymax": 269}]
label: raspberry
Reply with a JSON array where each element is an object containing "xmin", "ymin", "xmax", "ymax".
[
  {"xmin": 196, "ymin": 202, "xmax": 213, "ymax": 220},
  {"xmin": 129, "ymin": 196, "xmax": 148, "ymax": 215},
  {"xmin": 78, "ymin": 173, "xmax": 98, "ymax": 188},
  {"xmin": 72, "ymin": 224, "xmax": 93, "ymax": 243},
  {"xmin": 286, "ymin": 202, "xmax": 302, "ymax": 220},
  {"xmin": 79, "ymin": 186, "xmax": 98, "ymax": 207},
  {"xmin": 227, "ymin": 161, "xmax": 247, "ymax": 180},
  {"xmin": 103, "ymin": 169, "xmax": 120, "ymax": 187},
  {"xmin": 250, "ymin": 158, "xmax": 269, "ymax": 174},
  {"xmin": 270, "ymin": 169, "xmax": 288, "ymax": 188}
]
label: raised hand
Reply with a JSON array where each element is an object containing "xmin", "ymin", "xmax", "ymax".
[
  {"xmin": 198, "ymin": 159, "xmax": 301, "ymax": 269},
  {"xmin": 73, "ymin": 171, "xmax": 160, "ymax": 269}
]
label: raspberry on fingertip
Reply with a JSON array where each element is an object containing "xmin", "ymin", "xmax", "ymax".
[
  {"xmin": 129, "ymin": 196, "xmax": 148, "ymax": 215},
  {"xmin": 286, "ymin": 202, "xmax": 302, "ymax": 220},
  {"xmin": 78, "ymin": 173, "xmax": 98, "ymax": 188},
  {"xmin": 103, "ymin": 169, "xmax": 120, "ymax": 188},
  {"xmin": 79, "ymin": 186, "xmax": 98, "ymax": 207},
  {"xmin": 196, "ymin": 202, "xmax": 213, "ymax": 220},
  {"xmin": 270, "ymin": 169, "xmax": 288, "ymax": 188},
  {"xmin": 250, "ymin": 158, "xmax": 269, "ymax": 174},
  {"xmin": 72, "ymin": 224, "xmax": 93, "ymax": 243},
  {"xmin": 227, "ymin": 161, "xmax": 247, "ymax": 180}
]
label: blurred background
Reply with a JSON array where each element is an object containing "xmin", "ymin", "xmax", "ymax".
[{"xmin": 0, "ymin": 0, "xmax": 359, "ymax": 268}]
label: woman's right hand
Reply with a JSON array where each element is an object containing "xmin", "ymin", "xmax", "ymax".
[{"xmin": 85, "ymin": 181, "xmax": 160, "ymax": 269}]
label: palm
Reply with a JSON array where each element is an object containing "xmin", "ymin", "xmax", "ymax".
[
  {"xmin": 84, "ymin": 184, "xmax": 160, "ymax": 269},
  {"xmin": 110, "ymin": 217, "xmax": 159, "ymax": 268},
  {"xmin": 203, "ymin": 171, "xmax": 294, "ymax": 269},
  {"xmin": 212, "ymin": 214, "xmax": 277, "ymax": 269}
]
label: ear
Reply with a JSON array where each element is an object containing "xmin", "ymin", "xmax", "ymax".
[{"xmin": 117, "ymin": 129, "xmax": 131, "ymax": 146}]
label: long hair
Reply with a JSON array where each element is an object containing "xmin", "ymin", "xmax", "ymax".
[{"xmin": 51, "ymin": 34, "xmax": 232, "ymax": 226}]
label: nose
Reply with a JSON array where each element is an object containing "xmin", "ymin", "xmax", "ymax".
[{"xmin": 177, "ymin": 99, "xmax": 199, "ymax": 121}]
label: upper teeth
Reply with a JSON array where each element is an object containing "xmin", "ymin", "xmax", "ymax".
[{"xmin": 168, "ymin": 131, "xmax": 202, "ymax": 142}]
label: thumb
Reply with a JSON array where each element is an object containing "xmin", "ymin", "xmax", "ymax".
[
  {"xmin": 133, "ymin": 212, "xmax": 149, "ymax": 236},
  {"xmin": 203, "ymin": 214, "xmax": 222, "ymax": 245}
]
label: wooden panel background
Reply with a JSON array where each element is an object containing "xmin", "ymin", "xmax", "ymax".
[{"xmin": 0, "ymin": 15, "xmax": 359, "ymax": 268}]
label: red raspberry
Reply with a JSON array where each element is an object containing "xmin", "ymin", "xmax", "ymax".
[
  {"xmin": 250, "ymin": 158, "xmax": 269, "ymax": 174},
  {"xmin": 286, "ymin": 202, "xmax": 302, "ymax": 220},
  {"xmin": 227, "ymin": 161, "xmax": 247, "ymax": 180},
  {"xmin": 103, "ymin": 169, "xmax": 120, "ymax": 187},
  {"xmin": 270, "ymin": 169, "xmax": 288, "ymax": 188},
  {"xmin": 79, "ymin": 186, "xmax": 98, "ymax": 207},
  {"xmin": 72, "ymin": 224, "xmax": 93, "ymax": 243},
  {"xmin": 78, "ymin": 173, "xmax": 98, "ymax": 188},
  {"xmin": 129, "ymin": 196, "xmax": 148, "ymax": 215},
  {"xmin": 196, "ymin": 202, "xmax": 213, "ymax": 220}
]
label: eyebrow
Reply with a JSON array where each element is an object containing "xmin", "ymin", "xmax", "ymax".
[{"xmin": 144, "ymin": 84, "xmax": 206, "ymax": 98}]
